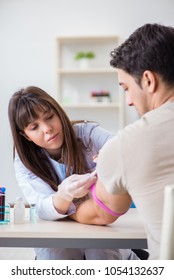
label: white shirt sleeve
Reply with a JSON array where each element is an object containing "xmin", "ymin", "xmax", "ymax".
[{"xmin": 14, "ymin": 156, "xmax": 76, "ymax": 220}]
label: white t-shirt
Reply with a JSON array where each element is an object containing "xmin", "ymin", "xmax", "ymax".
[{"xmin": 97, "ymin": 101, "xmax": 174, "ymax": 259}]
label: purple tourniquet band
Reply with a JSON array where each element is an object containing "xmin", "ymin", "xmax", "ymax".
[{"xmin": 90, "ymin": 184, "xmax": 126, "ymax": 217}]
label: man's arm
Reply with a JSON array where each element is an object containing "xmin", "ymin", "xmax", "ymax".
[{"xmin": 70, "ymin": 179, "xmax": 132, "ymax": 225}]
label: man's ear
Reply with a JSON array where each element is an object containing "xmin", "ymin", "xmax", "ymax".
[
  {"xmin": 19, "ymin": 131, "xmax": 32, "ymax": 141},
  {"xmin": 142, "ymin": 70, "xmax": 157, "ymax": 93}
]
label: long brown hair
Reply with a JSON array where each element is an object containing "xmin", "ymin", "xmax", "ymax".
[{"xmin": 8, "ymin": 86, "xmax": 90, "ymax": 191}]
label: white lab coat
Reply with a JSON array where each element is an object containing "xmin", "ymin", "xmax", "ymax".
[{"xmin": 14, "ymin": 122, "xmax": 139, "ymax": 260}]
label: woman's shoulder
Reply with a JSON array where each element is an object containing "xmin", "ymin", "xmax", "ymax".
[
  {"xmin": 73, "ymin": 121, "xmax": 99, "ymax": 138},
  {"xmin": 73, "ymin": 121, "xmax": 115, "ymax": 149}
]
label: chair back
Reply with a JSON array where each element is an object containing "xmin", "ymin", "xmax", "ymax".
[{"xmin": 160, "ymin": 185, "xmax": 174, "ymax": 259}]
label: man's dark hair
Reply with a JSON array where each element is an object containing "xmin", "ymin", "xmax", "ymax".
[{"xmin": 110, "ymin": 23, "xmax": 174, "ymax": 87}]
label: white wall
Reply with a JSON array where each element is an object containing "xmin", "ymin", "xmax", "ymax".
[{"xmin": 0, "ymin": 0, "xmax": 174, "ymax": 203}]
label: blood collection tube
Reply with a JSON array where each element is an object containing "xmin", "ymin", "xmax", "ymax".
[{"xmin": 0, "ymin": 187, "xmax": 6, "ymax": 221}]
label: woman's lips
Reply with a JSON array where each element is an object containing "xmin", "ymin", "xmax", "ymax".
[{"xmin": 48, "ymin": 133, "xmax": 58, "ymax": 142}]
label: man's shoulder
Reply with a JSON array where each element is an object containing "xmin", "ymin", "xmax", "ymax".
[{"xmin": 122, "ymin": 103, "xmax": 174, "ymax": 139}]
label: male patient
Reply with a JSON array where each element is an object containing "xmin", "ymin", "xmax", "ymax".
[{"xmin": 71, "ymin": 23, "xmax": 174, "ymax": 260}]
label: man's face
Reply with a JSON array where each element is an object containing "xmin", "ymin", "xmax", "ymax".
[{"xmin": 117, "ymin": 69, "xmax": 151, "ymax": 116}]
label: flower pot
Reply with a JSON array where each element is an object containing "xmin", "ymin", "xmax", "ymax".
[{"xmin": 78, "ymin": 58, "xmax": 90, "ymax": 69}]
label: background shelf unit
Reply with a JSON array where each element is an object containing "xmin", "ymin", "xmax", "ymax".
[{"xmin": 56, "ymin": 35, "xmax": 124, "ymax": 133}]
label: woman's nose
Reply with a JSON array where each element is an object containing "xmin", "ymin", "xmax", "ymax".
[{"xmin": 42, "ymin": 123, "xmax": 52, "ymax": 133}]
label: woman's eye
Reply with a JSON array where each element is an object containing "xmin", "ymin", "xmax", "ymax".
[
  {"xmin": 30, "ymin": 125, "xmax": 37, "ymax": 130},
  {"xmin": 46, "ymin": 114, "xmax": 54, "ymax": 120},
  {"xmin": 27, "ymin": 123, "xmax": 37, "ymax": 130}
]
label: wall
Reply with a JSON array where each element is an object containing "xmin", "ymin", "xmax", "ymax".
[{"xmin": 0, "ymin": 0, "xmax": 174, "ymax": 203}]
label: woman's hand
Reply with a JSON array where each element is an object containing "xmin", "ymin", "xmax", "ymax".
[
  {"xmin": 58, "ymin": 173, "xmax": 97, "ymax": 201},
  {"xmin": 53, "ymin": 173, "xmax": 96, "ymax": 214}
]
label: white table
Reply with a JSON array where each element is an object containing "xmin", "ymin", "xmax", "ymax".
[{"xmin": 0, "ymin": 208, "xmax": 147, "ymax": 249}]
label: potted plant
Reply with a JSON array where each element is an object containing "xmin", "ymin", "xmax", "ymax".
[{"xmin": 75, "ymin": 51, "xmax": 95, "ymax": 69}]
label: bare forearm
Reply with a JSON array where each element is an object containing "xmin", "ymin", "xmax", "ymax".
[
  {"xmin": 70, "ymin": 198, "xmax": 117, "ymax": 225},
  {"xmin": 70, "ymin": 180, "xmax": 132, "ymax": 225}
]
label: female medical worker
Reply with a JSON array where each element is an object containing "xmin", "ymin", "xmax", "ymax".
[{"xmin": 8, "ymin": 86, "xmax": 138, "ymax": 260}]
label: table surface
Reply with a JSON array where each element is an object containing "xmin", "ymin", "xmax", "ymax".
[{"xmin": 0, "ymin": 208, "xmax": 147, "ymax": 249}]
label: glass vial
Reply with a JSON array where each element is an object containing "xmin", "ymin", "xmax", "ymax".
[
  {"xmin": 30, "ymin": 204, "xmax": 36, "ymax": 223},
  {"xmin": 14, "ymin": 196, "xmax": 25, "ymax": 224}
]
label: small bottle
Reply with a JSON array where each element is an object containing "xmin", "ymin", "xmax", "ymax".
[
  {"xmin": 30, "ymin": 203, "xmax": 36, "ymax": 223},
  {"xmin": 14, "ymin": 196, "xmax": 25, "ymax": 224}
]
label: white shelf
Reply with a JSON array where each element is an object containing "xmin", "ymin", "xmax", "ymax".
[
  {"xmin": 56, "ymin": 35, "xmax": 124, "ymax": 133},
  {"xmin": 58, "ymin": 68, "xmax": 116, "ymax": 75},
  {"xmin": 57, "ymin": 35, "xmax": 120, "ymax": 44},
  {"xmin": 62, "ymin": 102, "xmax": 120, "ymax": 109}
]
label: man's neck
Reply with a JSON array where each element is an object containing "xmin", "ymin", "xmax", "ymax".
[{"xmin": 152, "ymin": 85, "xmax": 174, "ymax": 109}]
